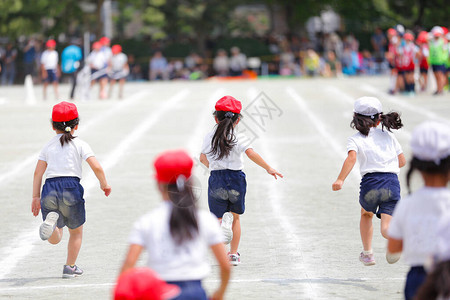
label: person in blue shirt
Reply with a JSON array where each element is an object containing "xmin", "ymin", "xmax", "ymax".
[{"xmin": 61, "ymin": 44, "xmax": 83, "ymax": 100}]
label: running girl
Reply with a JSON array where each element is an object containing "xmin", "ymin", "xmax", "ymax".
[
  {"xmin": 31, "ymin": 101, "xmax": 111, "ymax": 278},
  {"xmin": 40, "ymin": 39, "xmax": 60, "ymax": 100},
  {"xmin": 87, "ymin": 41, "xmax": 109, "ymax": 99},
  {"xmin": 388, "ymin": 121, "xmax": 450, "ymax": 300},
  {"xmin": 200, "ymin": 95, "xmax": 283, "ymax": 266},
  {"xmin": 120, "ymin": 150, "xmax": 230, "ymax": 300},
  {"xmin": 416, "ymin": 31, "xmax": 430, "ymax": 92},
  {"xmin": 108, "ymin": 44, "xmax": 129, "ymax": 99},
  {"xmin": 332, "ymin": 96, "xmax": 406, "ymax": 266}
]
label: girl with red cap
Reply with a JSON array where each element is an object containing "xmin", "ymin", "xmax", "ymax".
[
  {"xmin": 108, "ymin": 44, "xmax": 129, "ymax": 99},
  {"xmin": 120, "ymin": 150, "xmax": 230, "ymax": 300},
  {"xmin": 31, "ymin": 101, "xmax": 111, "ymax": 278},
  {"xmin": 200, "ymin": 96, "xmax": 283, "ymax": 266},
  {"xmin": 40, "ymin": 39, "xmax": 60, "ymax": 100},
  {"xmin": 87, "ymin": 41, "xmax": 109, "ymax": 99}
]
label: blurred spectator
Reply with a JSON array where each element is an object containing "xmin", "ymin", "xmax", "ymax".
[
  {"xmin": 0, "ymin": 44, "xmax": 4, "ymax": 74},
  {"xmin": 360, "ymin": 50, "xmax": 376, "ymax": 75},
  {"xmin": 184, "ymin": 52, "xmax": 202, "ymax": 72},
  {"xmin": 279, "ymin": 46, "xmax": 300, "ymax": 76},
  {"xmin": 303, "ymin": 49, "xmax": 320, "ymax": 76},
  {"xmin": 23, "ymin": 38, "xmax": 36, "ymax": 78},
  {"xmin": 229, "ymin": 47, "xmax": 246, "ymax": 76},
  {"xmin": 61, "ymin": 43, "xmax": 83, "ymax": 100},
  {"xmin": 1, "ymin": 42, "xmax": 18, "ymax": 85},
  {"xmin": 127, "ymin": 54, "xmax": 143, "ymax": 81},
  {"xmin": 168, "ymin": 59, "xmax": 186, "ymax": 80},
  {"xmin": 371, "ymin": 27, "xmax": 387, "ymax": 73},
  {"xmin": 322, "ymin": 50, "xmax": 342, "ymax": 77},
  {"xmin": 213, "ymin": 49, "xmax": 229, "ymax": 76},
  {"xmin": 324, "ymin": 32, "xmax": 343, "ymax": 60},
  {"xmin": 149, "ymin": 51, "xmax": 169, "ymax": 81}
]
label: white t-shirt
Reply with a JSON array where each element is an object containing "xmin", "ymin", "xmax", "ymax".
[
  {"xmin": 38, "ymin": 134, "xmax": 94, "ymax": 179},
  {"xmin": 347, "ymin": 127, "xmax": 403, "ymax": 176},
  {"xmin": 201, "ymin": 129, "xmax": 252, "ymax": 171},
  {"xmin": 388, "ymin": 187, "xmax": 450, "ymax": 266},
  {"xmin": 40, "ymin": 50, "xmax": 59, "ymax": 70},
  {"xmin": 128, "ymin": 201, "xmax": 223, "ymax": 281},
  {"xmin": 110, "ymin": 53, "xmax": 128, "ymax": 71},
  {"xmin": 87, "ymin": 51, "xmax": 109, "ymax": 70}
]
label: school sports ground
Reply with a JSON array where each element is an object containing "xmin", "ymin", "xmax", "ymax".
[{"xmin": 0, "ymin": 76, "xmax": 449, "ymax": 299}]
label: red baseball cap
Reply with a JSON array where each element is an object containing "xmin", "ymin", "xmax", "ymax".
[
  {"xmin": 387, "ymin": 28, "xmax": 397, "ymax": 36},
  {"xmin": 52, "ymin": 101, "xmax": 78, "ymax": 122},
  {"xmin": 114, "ymin": 268, "xmax": 180, "ymax": 300},
  {"xmin": 215, "ymin": 95, "xmax": 242, "ymax": 114},
  {"xmin": 92, "ymin": 41, "xmax": 102, "ymax": 50},
  {"xmin": 100, "ymin": 36, "xmax": 110, "ymax": 45},
  {"xmin": 404, "ymin": 32, "xmax": 414, "ymax": 41},
  {"xmin": 46, "ymin": 39, "xmax": 56, "ymax": 48},
  {"xmin": 154, "ymin": 150, "xmax": 193, "ymax": 184},
  {"xmin": 112, "ymin": 44, "xmax": 122, "ymax": 54}
]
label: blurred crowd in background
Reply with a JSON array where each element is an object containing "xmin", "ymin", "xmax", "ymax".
[{"xmin": 0, "ymin": 25, "xmax": 449, "ymax": 94}]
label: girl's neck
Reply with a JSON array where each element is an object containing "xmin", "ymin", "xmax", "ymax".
[{"xmin": 421, "ymin": 172, "xmax": 449, "ymax": 188}]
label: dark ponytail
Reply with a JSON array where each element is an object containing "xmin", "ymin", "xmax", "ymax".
[
  {"xmin": 167, "ymin": 178, "xmax": 199, "ymax": 245},
  {"xmin": 210, "ymin": 111, "xmax": 241, "ymax": 160},
  {"xmin": 350, "ymin": 111, "xmax": 403, "ymax": 136},
  {"xmin": 406, "ymin": 156, "xmax": 450, "ymax": 193},
  {"xmin": 415, "ymin": 260, "xmax": 450, "ymax": 300},
  {"xmin": 52, "ymin": 118, "xmax": 79, "ymax": 146},
  {"xmin": 380, "ymin": 112, "xmax": 403, "ymax": 132}
]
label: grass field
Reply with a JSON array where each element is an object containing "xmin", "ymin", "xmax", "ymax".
[{"xmin": 0, "ymin": 76, "xmax": 449, "ymax": 299}]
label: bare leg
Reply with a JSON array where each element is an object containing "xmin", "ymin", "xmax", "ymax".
[
  {"xmin": 53, "ymin": 82, "xmax": 59, "ymax": 100},
  {"xmin": 118, "ymin": 78, "xmax": 125, "ymax": 99},
  {"xmin": 99, "ymin": 78, "xmax": 108, "ymax": 99},
  {"xmin": 360, "ymin": 208, "xmax": 374, "ymax": 251},
  {"xmin": 108, "ymin": 79, "xmax": 116, "ymax": 98},
  {"xmin": 48, "ymin": 227, "xmax": 63, "ymax": 244},
  {"xmin": 43, "ymin": 82, "xmax": 48, "ymax": 100},
  {"xmin": 229, "ymin": 213, "xmax": 241, "ymax": 254},
  {"xmin": 380, "ymin": 213, "xmax": 391, "ymax": 239},
  {"xmin": 66, "ymin": 226, "xmax": 83, "ymax": 266}
]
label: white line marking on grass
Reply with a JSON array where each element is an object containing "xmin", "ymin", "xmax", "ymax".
[
  {"xmin": 0, "ymin": 89, "xmax": 151, "ymax": 187},
  {"xmin": 0, "ymin": 277, "xmax": 406, "ymax": 292},
  {"xmin": 247, "ymin": 87, "xmax": 318, "ymax": 298},
  {"xmin": 286, "ymin": 87, "xmax": 361, "ymax": 181},
  {"xmin": 0, "ymin": 89, "xmax": 189, "ymax": 281},
  {"xmin": 360, "ymin": 84, "xmax": 450, "ymax": 125}
]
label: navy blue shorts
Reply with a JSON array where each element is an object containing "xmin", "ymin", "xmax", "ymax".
[
  {"xmin": 420, "ymin": 68, "xmax": 428, "ymax": 74},
  {"xmin": 41, "ymin": 177, "xmax": 85, "ymax": 229},
  {"xmin": 432, "ymin": 64, "xmax": 446, "ymax": 73},
  {"xmin": 167, "ymin": 280, "xmax": 207, "ymax": 300},
  {"xmin": 405, "ymin": 266, "xmax": 427, "ymax": 300},
  {"xmin": 208, "ymin": 170, "xmax": 246, "ymax": 218},
  {"xmin": 45, "ymin": 69, "xmax": 58, "ymax": 83},
  {"xmin": 359, "ymin": 172, "xmax": 400, "ymax": 218}
]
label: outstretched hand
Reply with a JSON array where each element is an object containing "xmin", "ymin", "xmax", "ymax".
[{"xmin": 267, "ymin": 168, "xmax": 283, "ymax": 180}]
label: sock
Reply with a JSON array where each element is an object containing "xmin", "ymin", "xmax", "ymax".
[
  {"xmin": 363, "ymin": 250, "xmax": 373, "ymax": 255},
  {"xmin": 389, "ymin": 75, "xmax": 396, "ymax": 90},
  {"xmin": 70, "ymin": 264, "xmax": 75, "ymax": 268}
]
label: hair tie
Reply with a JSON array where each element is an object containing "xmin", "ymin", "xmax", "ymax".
[
  {"xmin": 224, "ymin": 112, "xmax": 234, "ymax": 118},
  {"xmin": 176, "ymin": 175, "xmax": 186, "ymax": 192},
  {"xmin": 65, "ymin": 126, "xmax": 71, "ymax": 132},
  {"xmin": 370, "ymin": 115, "xmax": 374, "ymax": 119}
]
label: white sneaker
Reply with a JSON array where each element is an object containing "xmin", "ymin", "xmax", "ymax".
[
  {"xmin": 386, "ymin": 252, "xmax": 401, "ymax": 264},
  {"xmin": 40, "ymin": 212, "xmax": 59, "ymax": 240},
  {"xmin": 221, "ymin": 212, "xmax": 233, "ymax": 245}
]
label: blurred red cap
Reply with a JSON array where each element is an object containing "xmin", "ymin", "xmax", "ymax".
[
  {"xmin": 112, "ymin": 44, "xmax": 122, "ymax": 54},
  {"xmin": 46, "ymin": 39, "xmax": 56, "ymax": 48},
  {"xmin": 92, "ymin": 41, "xmax": 102, "ymax": 50},
  {"xmin": 154, "ymin": 150, "xmax": 193, "ymax": 184},
  {"xmin": 404, "ymin": 32, "xmax": 414, "ymax": 41},
  {"xmin": 416, "ymin": 31, "xmax": 428, "ymax": 43},
  {"xmin": 52, "ymin": 101, "xmax": 78, "ymax": 122},
  {"xmin": 215, "ymin": 95, "xmax": 242, "ymax": 114},
  {"xmin": 114, "ymin": 268, "xmax": 180, "ymax": 300},
  {"xmin": 387, "ymin": 28, "xmax": 397, "ymax": 36},
  {"xmin": 100, "ymin": 36, "xmax": 110, "ymax": 45}
]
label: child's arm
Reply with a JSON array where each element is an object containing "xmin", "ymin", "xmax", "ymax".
[
  {"xmin": 332, "ymin": 150, "xmax": 357, "ymax": 191},
  {"xmin": 199, "ymin": 153, "xmax": 209, "ymax": 168},
  {"xmin": 398, "ymin": 153, "xmax": 406, "ymax": 168},
  {"xmin": 209, "ymin": 242, "xmax": 231, "ymax": 300},
  {"xmin": 245, "ymin": 148, "xmax": 283, "ymax": 179},
  {"xmin": 32, "ymin": 160, "xmax": 47, "ymax": 216},
  {"xmin": 119, "ymin": 244, "xmax": 143, "ymax": 275},
  {"xmin": 86, "ymin": 156, "xmax": 111, "ymax": 196}
]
